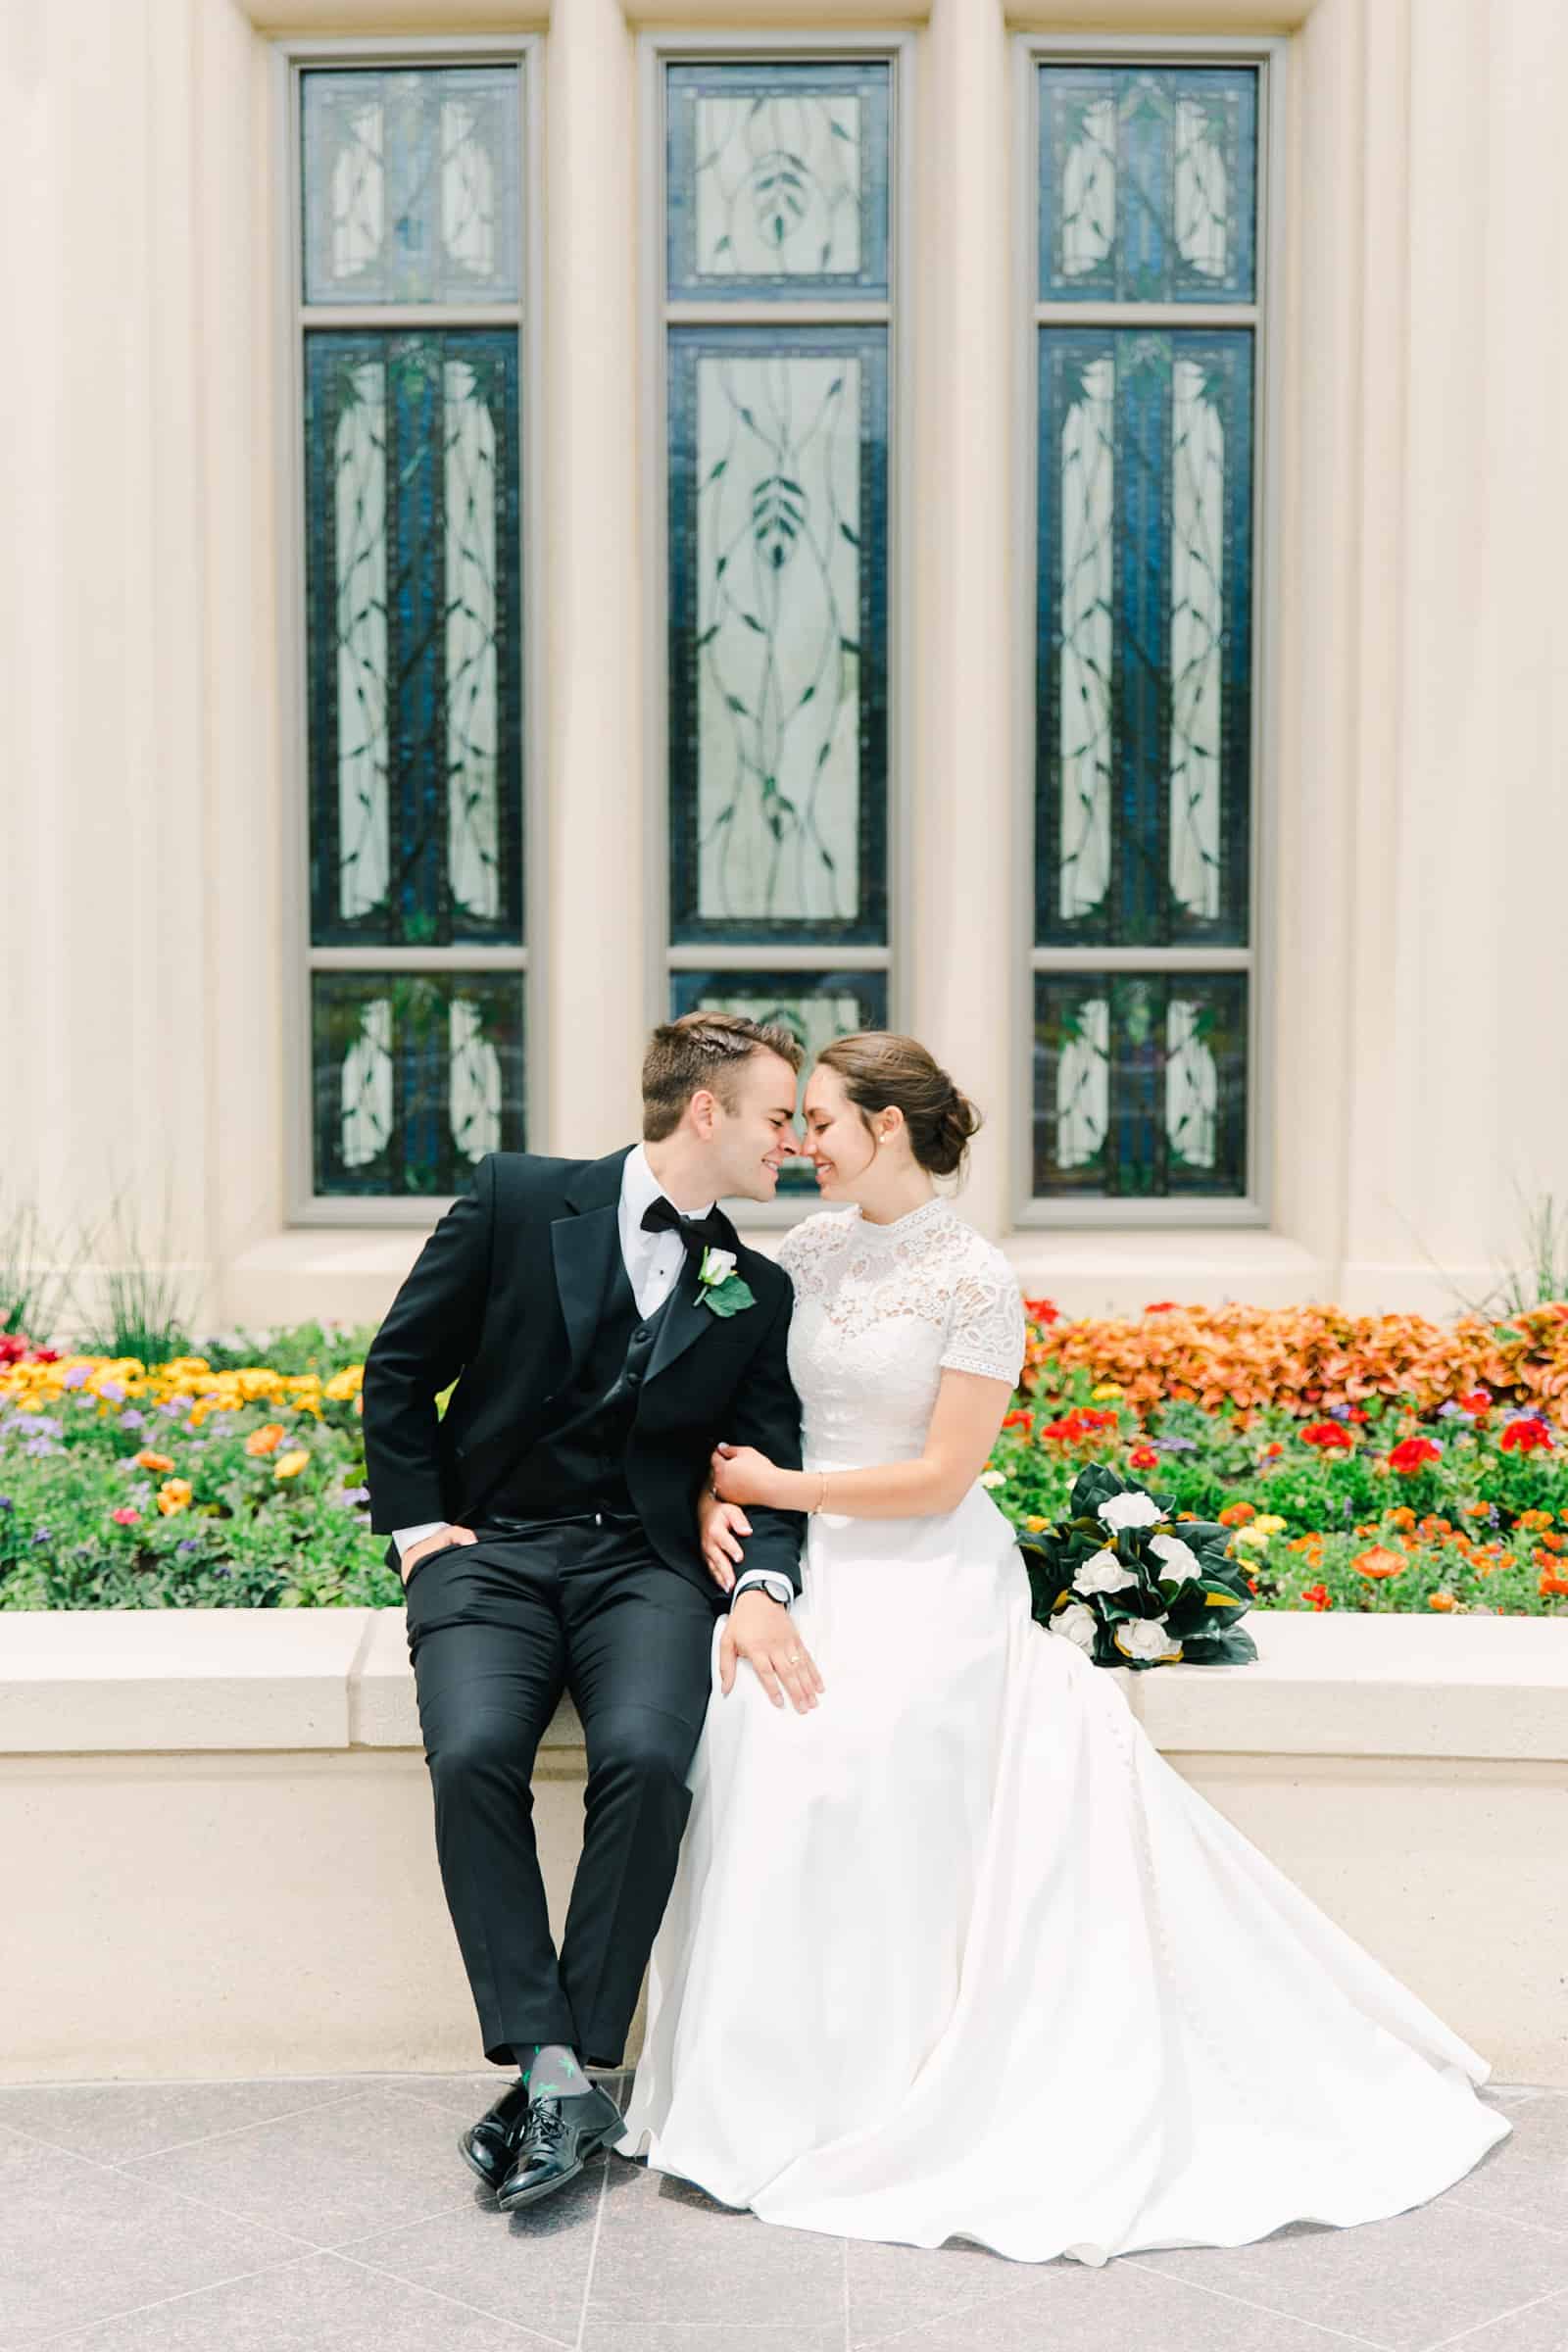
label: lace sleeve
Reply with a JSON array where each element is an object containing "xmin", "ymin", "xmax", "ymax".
[{"xmin": 939, "ymin": 1257, "xmax": 1028, "ymax": 1387}]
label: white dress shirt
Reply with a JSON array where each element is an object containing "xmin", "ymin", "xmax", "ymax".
[{"xmin": 395, "ymin": 1144, "xmax": 794, "ymax": 1609}]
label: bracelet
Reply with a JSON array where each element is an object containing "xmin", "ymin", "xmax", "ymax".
[{"xmin": 812, "ymin": 1470, "xmax": 829, "ymax": 1514}]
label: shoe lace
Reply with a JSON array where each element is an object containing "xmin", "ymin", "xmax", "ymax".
[{"xmin": 524, "ymin": 2100, "xmax": 568, "ymax": 2154}]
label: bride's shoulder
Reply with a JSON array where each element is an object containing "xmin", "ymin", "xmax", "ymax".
[
  {"xmin": 936, "ymin": 1208, "xmax": 1013, "ymax": 1282},
  {"xmin": 773, "ymin": 1207, "xmax": 853, "ymax": 1275}
]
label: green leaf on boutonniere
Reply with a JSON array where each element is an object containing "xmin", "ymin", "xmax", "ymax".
[{"xmin": 698, "ymin": 1273, "xmax": 756, "ymax": 1318}]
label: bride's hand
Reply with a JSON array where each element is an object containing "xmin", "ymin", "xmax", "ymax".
[
  {"xmin": 710, "ymin": 1441, "xmax": 778, "ymax": 1506},
  {"xmin": 697, "ymin": 1487, "xmax": 752, "ymax": 1595}
]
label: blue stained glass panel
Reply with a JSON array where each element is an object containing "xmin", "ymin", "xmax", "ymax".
[
  {"xmin": 1032, "ymin": 970, "xmax": 1248, "ymax": 1199},
  {"xmin": 304, "ymin": 330, "xmax": 523, "ymax": 949},
  {"xmin": 1039, "ymin": 65, "xmax": 1257, "ymax": 306},
  {"xmin": 670, "ymin": 969, "xmax": 888, "ymax": 1196},
  {"xmin": 666, "ymin": 62, "xmax": 890, "ymax": 300},
  {"xmin": 302, "ymin": 66, "xmax": 521, "ymax": 306},
  {"xmin": 312, "ymin": 971, "xmax": 525, "ymax": 1198},
  {"xmin": 668, "ymin": 328, "xmax": 888, "ymax": 949},
  {"xmin": 1036, "ymin": 327, "xmax": 1252, "ymax": 950}
]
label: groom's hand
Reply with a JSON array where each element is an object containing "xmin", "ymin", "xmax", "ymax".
[
  {"xmin": 718, "ymin": 1592, "xmax": 823, "ymax": 1714},
  {"xmin": 400, "ymin": 1523, "xmax": 477, "ymax": 1587}
]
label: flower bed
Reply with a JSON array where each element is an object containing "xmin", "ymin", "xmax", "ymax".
[
  {"xmin": 2, "ymin": 1297, "xmax": 1567, "ymax": 1614},
  {"xmin": 988, "ymin": 1298, "xmax": 1568, "ymax": 1617}
]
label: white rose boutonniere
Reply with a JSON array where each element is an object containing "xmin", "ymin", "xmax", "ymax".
[{"xmin": 696, "ymin": 1245, "xmax": 756, "ymax": 1319}]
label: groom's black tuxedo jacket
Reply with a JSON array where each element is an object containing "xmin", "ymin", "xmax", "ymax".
[{"xmin": 361, "ymin": 1144, "xmax": 806, "ymax": 1602}]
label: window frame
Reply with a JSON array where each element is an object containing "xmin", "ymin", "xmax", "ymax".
[
  {"xmin": 636, "ymin": 25, "xmax": 916, "ymax": 1229},
  {"xmin": 1010, "ymin": 30, "xmax": 1288, "ymax": 1230},
  {"xmin": 274, "ymin": 33, "xmax": 547, "ymax": 1225}
]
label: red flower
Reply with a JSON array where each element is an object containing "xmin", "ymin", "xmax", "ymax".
[
  {"xmin": 1129, "ymin": 1445, "xmax": 1158, "ymax": 1469},
  {"xmin": 1387, "ymin": 1436, "xmax": 1442, "ymax": 1475},
  {"xmin": 1346, "ymin": 1405, "xmax": 1369, "ymax": 1422},
  {"xmin": 1023, "ymin": 1298, "xmax": 1060, "ymax": 1325},
  {"xmin": 1144, "ymin": 1300, "xmax": 1180, "ymax": 1314},
  {"xmin": 1300, "ymin": 1582, "xmax": 1333, "ymax": 1611},
  {"xmin": 1002, "ymin": 1410, "xmax": 1033, "ymax": 1434},
  {"xmin": 1458, "ymin": 1389, "xmax": 1492, "ymax": 1415},
  {"xmin": 1500, "ymin": 1417, "xmax": 1554, "ymax": 1455},
  {"xmin": 1300, "ymin": 1421, "xmax": 1353, "ymax": 1451}
]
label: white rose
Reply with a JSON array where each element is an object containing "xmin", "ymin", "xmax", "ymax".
[
  {"xmin": 1117, "ymin": 1615, "xmax": 1184, "ymax": 1663},
  {"xmin": 699, "ymin": 1247, "xmax": 738, "ymax": 1286},
  {"xmin": 1097, "ymin": 1492, "xmax": 1164, "ymax": 1533},
  {"xmin": 1148, "ymin": 1533, "xmax": 1200, "ymax": 1580},
  {"xmin": 1054, "ymin": 1600, "xmax": 1099, "ymax": 1652},
  {"xmin": 1073, "ymin": 1545, "xmax": 1139, "ymax": 1595}
]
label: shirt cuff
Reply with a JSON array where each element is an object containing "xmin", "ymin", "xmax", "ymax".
[
  {"xmin": 394, "ymin": 1519, "xmax": 448, "ymax": 1559},
  {"xmin": 731, "ymin": 1569, "xmax": 794, "ymax": 1609}
]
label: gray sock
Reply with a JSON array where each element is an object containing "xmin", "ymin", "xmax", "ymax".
[{"xmin": 521, "ymin": 2042, "xmax": 591, "ymax": 2099}]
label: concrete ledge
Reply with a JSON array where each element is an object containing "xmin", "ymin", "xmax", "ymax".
[{"xmin": 4, "ymin": 1606, "xmax": 1564, "ymax": 2085}]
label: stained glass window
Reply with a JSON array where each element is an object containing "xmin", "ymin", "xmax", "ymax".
[
  {"xmin": 671, "ymin": 971, "xmax": 889, "ymax": 1197},
  {"xmin": 1032, "ymin": 60, "xmax": 1260, "ymax": 1206},
  {"xmin": 662, "ymin": 59, "xmax": 896, "ymax": 1155},
  {"xmin": 298, "ymin": 61, "xmax": 528, "ymax": 1200}
]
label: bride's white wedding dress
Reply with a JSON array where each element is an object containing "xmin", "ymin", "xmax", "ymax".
[{"xmin": 619, "ymin": 1197, "xmax": 1510, "ymax": 2265}]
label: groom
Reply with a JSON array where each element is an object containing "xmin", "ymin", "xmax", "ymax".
[{"xmin": 361, "ymin": 1010, "xmax": 820, "ymax": 2212}]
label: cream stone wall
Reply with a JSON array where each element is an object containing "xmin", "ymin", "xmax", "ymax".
[
  {"xmin": 5, "ymin": 1605, "xmax": 1565, "ymax": 2083},
  {"xmin": 4, "ymin": 0, "xmax": 1566, "ymax": 1339}
]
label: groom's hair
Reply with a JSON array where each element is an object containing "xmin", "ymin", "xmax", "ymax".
[{"xmin": 642, "ymin": 1009, "xmax": 804, "ymax": 1139}]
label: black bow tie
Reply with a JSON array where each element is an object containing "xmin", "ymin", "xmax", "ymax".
[{"xmin": 641, "ymin": 1195, "xmax": 726, "ymax": 1253}]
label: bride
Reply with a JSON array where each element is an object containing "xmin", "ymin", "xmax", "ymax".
[{"xmin": 617, "ymin": 1032, "xmax": 1511, "ymax": 2266}]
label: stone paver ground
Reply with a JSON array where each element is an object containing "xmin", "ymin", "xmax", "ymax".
[{"xmin": 0, "ymin": 2074, "xmax": 1561, "ymax": 2350}]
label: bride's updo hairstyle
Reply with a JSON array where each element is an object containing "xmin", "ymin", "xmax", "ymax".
[{"xmin": 813, "ymin": 1033, "xmax": 982, "ymax": 1181}]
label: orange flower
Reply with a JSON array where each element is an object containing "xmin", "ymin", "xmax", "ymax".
[
  {"xmin": 246, "ymin": 1423, "xmax": 287, "ymax": 1457},
  {"xmin": 1463, "ymin": 1500, "xmax": 1493, "ymax": 1517},
  {"xmin": 1515, "ymin": 1508, "xmax": 1553, "ymax": 1532},
  {"xmin": 133, "ymin": 1449, "xmax": 175, "ymax": 1473},
  {"xmin": 1351, "ymin": 1545, "xmax": 1405, "ymax": 1581},
  {"xmin": 1428, "ymin": 1591, "xmax": 1457, "ymax": 1611},
  {"xmin": 1539, "ymin": 1567, "xmax": 1568, "ymax": 1598},
  {"xmin": 156, "ymin": 1479, "xmax": 192, "ymax": 1516},
  {"xmin": 1388, "ymin": 1506, "xmax": 1417, "ymax": 1530},
  {"xmin": 1218, "ymin": 1501, "xmax": 1256, "ymax": 1527}
]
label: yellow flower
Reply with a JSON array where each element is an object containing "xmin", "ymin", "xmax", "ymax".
[
  {"xmin": 1090, "ymin": 1383, "xmax": 1124, "ymax": 1401},
  {"xmin": 156, "ymin": 1479, "xmax": 192, "ymax": 1515},
  {"xmin": 1233, "ymin": 1522, "xmax": 1273, "ymax": 1548},
  {"xmin": 1023, "ymin": 1515, "xmax": 1050, "ymax": 1534},
  {"xmin": 324, "ymin": 1366, "xmax": 363, "ymax": 1401},
  {"xmin": 1252, "ymin": 1513, "xmax": 1288, "ymax": 1535},
  {"xmin": 272, "ymin": 1449, "xmax": 310, "ymax": 1480}
]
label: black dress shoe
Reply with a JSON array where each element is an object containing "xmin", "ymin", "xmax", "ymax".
[
  {"xmin": 458, "ymin": 2075, "xmax": 531, "ymax": 2191},
  {"xmin": 496, "ymin": 2080, "xmax": 626, "ymax": 2210}
]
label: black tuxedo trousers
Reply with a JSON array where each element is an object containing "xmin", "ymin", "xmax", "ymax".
[{"xmin": 404, "ymin": 1509, "xmax": 719, "ymax": 2069}]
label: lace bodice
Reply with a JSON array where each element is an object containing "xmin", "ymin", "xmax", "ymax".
[{"xmin": 775, "ymin": 1199, "xmax": 1027, "ymax": 1469}]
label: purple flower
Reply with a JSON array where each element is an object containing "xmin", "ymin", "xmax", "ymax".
[
  {"xmin": 99, "ymin": 1380, "xmax": 125, "ymax": 1402},
  {"xmin": 0, "ymin": 1495, "xmax": 12, "ymax": 1511},
  {"xmin": 4, "ymin": 1411, "xmax": 52, "ymax": 1433},
  {"xmin": 1328, "ymin": 1402, "xmax": 1351, "ymax": 1420},
  {"xmin": 24, "ymin": 1436, "xmax": 59, "ymax": 1457},
  {"xmin": 62, "ymin": 1366, "xmax": 90, "ymax": 1391},
  {"xmin": 119, "ymin": 1408, "xmax": 146, "ymax": 1432},
  {"xmin": 176, "ymin": 1539, "xmax": 198, "ymax": 1553},
  {"xmin": 31, "ymin": 1528, "xmax": 50, "ymax": 1546},
  {"xmin": 337, "ymin": 1484, "xmax": 369, "ymax": 1507},
  {"xmin": 1152, "ymin": 1436, "xmax": 1197, "ymax": 1453}
]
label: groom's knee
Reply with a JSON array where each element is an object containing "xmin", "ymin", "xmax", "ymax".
[{"xmin": 585, "ymin": 1704, "xmax": 701, "ymax": 1805}]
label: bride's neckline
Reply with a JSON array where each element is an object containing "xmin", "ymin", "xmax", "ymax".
[{"xmin": 847, "ymin": 1195, "xmax": 949, "ymax": 1242}]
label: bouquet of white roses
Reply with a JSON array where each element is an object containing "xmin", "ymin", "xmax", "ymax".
[{"xmin": 1016, "ymin": 1462, "xmax": 1257, "ymax": 1671}]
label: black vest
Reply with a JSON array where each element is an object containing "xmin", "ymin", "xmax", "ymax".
[{"xmin": 486, "ymin": 1246, "xmax": 671, "ymax": 1522}]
